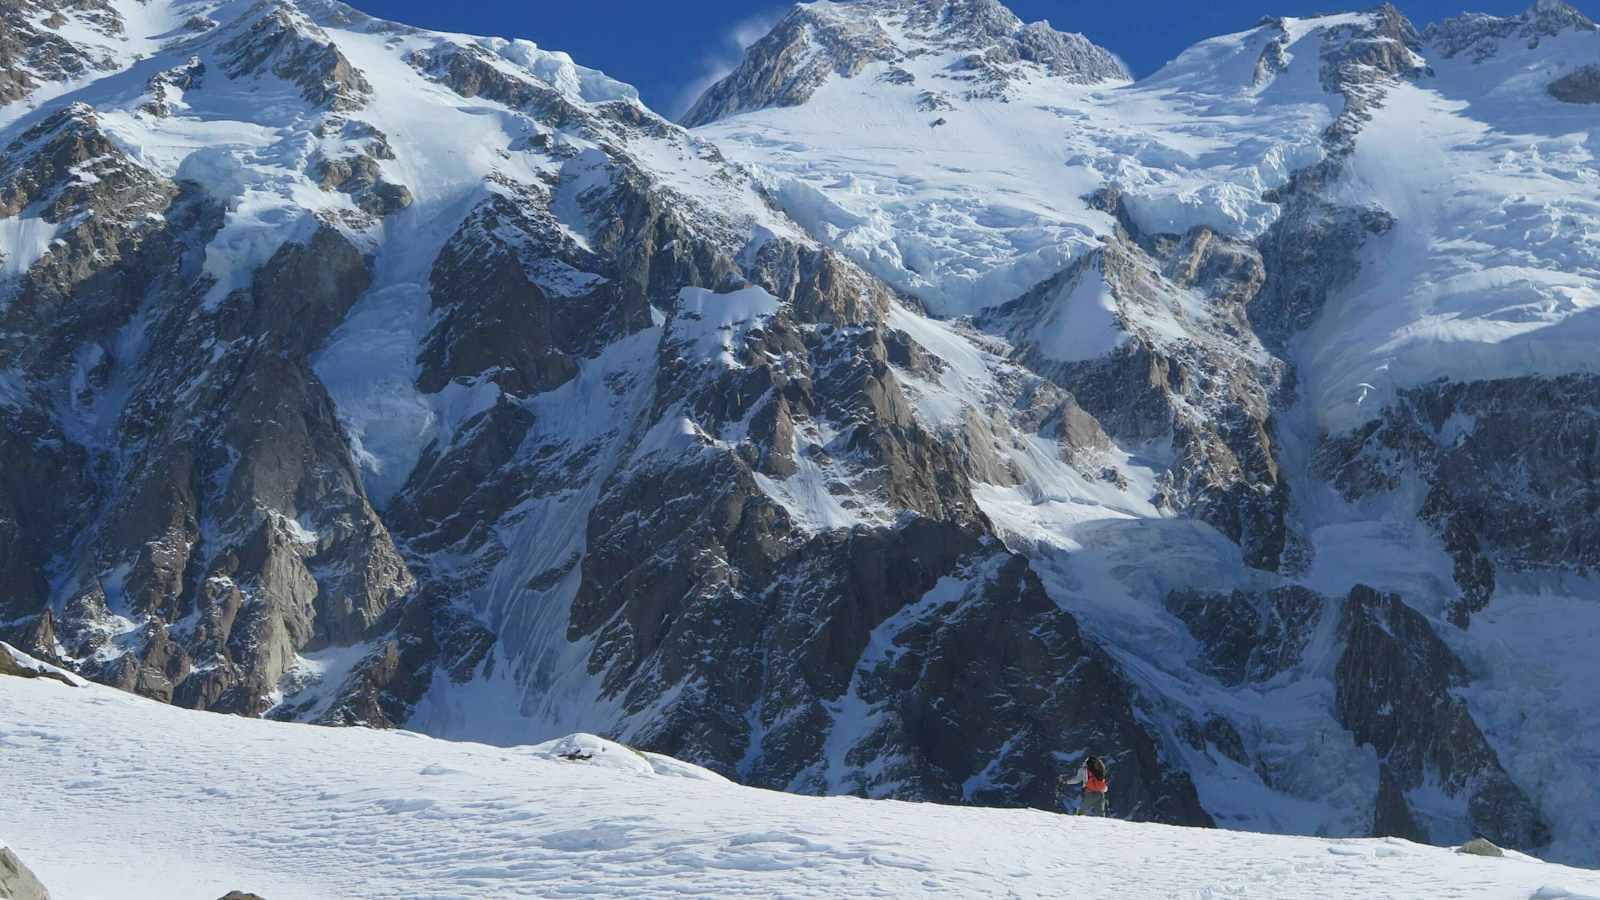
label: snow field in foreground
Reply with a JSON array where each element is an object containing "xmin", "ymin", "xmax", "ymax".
[{"xmin": 3, "ymin": 672, "xmax": 1600, "ymax": 899}]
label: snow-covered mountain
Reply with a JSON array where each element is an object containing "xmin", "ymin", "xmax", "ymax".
[
  {"xmin": 5, "ymin": 660, "xmax": 1600, "ymax": 898},
  {"xmin": 2, "ymin": 0, "xmax": 1598, "ymax": 871}
]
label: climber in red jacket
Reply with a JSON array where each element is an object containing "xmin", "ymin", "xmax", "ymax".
[{"xmin": 1059, "ymin": 754, "xmax": 1110, "ymax": 817}]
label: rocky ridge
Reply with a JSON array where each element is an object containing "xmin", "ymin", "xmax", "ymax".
[
  {"xmin": 0, "ymin": 0, "xmax": 124, "ymax": 106},
  {"xmin": 682, "ymin": 0, "xmax": 1129, "ymax": 126}
]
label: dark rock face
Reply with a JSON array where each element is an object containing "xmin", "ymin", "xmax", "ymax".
[
  {"xmin": 1319, "ymin": 5, "xmax": 1427, "ymax": 99},
  {"xmin": 680, "ymin": 6, "xmax": 900, "ymax": 126},
  {"xmin": 0, "ymin": 643, "xmax": 78, "ymax": 687},
  {"xmin": 420, "ymin": 190, "xmax": 616, "ymax": 395},
  {"xmin": 1167, "ymin": 587, "xmax": 1322, "ymax": 686},
  {"xmin": 0, "ymin": 0, "xmax": 122, "ymax": 106},
  {"xmin": 1, "ymin": 106, "xmax": 188, "ymax": 644},
  {"xmin": 1253, "ymin": 195, "xmax": 1393, "ymax": 353},
  {"xmin": 40, "ymin": 222, "xmax": 413, "ymax": 714},
  {"xmin": 0, "ymin": 846, "xmax": 52, "ymax": 900},
  {"xmin": 1253, "ymin": 23, "xmax": 1291, "ymax": 86},
  {"xmin": 1316, "ymin": 375, "xmax": 1600, "ymax": 626},
  {"xmin": 311, "ymin": 122, "xmax": 411, "ymax": 218},
  {"xmin": 984, "ymin": 190, "xmax": 1290, "ymax": 570},
  {"xmin": 1251, "ymin": 6, "xmax": 1416, "ymax": 351},
  {"xmin": 0, "ymin": 403, "xmax": 88, "ymax": 641},
  {"xmin": 0, "ymin": 104, "xmax": 185, "ymax": 405},
  {"xmin": 1375, "ymin": 764, "xmax": 1427, "ymax": 842},
  {"xmin": 835, "ymin": 553, "xmax": 1211, "ymax": 822},
  {"xmin": 406, "ymin": 42, "xmax": 600, "ymax": 131},
  {"xmin": 746, "ymin": 239, "xmax": 894, "ymax": 328},
  {"xmin": 140, "ymin": 56, "xmax": 207, "ymax": 117},
  {"xmin": 418, "ymin": 162, "xmax": 745, "ymax": 397},
  {"xmin": 1548, "ymin": 64, "xmax": 1600, "ymax": 103},
  {"xmin": 1335, "ymin": 586, "xmax": 1548, "ymax": 850},
  {"xmin": 7, "ymin": 0, "xmax": 1594, "ymax": 858},
  {"xmin": 575, "ymin": 490, "xmax": 1209, "ymax": 823},
  {"xmin": 219, "ymin": 3, "xmax": 371, "ymax": 110},
  {"xmin": 0, "ymin": 91, "xmax": 411, "ymax": 713},
  {"xmin": 303, "ymin": 107, "xmax": 1205, "ymax": 822}
]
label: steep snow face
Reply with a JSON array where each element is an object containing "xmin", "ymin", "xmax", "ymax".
[
  {"xmin": 1450, "ymin": 579, "xmax": 1600, "ymax": 866},
  {"xmin": 1298, "ymin": 13, "xmax": 1600, "ymax": 433},
  {"xmin": 6, "ymin": 672, "xmax": 1600, "ymax": 899},
  {"xmin": 692, "ymin": 9, "xmax": 1357, "ymax": 315}
]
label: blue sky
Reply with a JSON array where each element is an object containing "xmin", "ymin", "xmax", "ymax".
[{"xmin": 344, "ymin": 0, "xmax": 1583, "ymax": 117}]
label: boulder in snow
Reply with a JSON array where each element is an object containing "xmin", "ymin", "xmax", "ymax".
[
  {"xmin": 0, "ymin": 643, "xmax": 82, "ymax": 688},
  {"xmin": 1548, "ymin": 65, "xmax": 1600, "ymax": 103},
  {"xmin": 1459, "ymin": 837, "xmax": 1506, "ymax": 858},
  {"xmin": 0, "ymin": 845, "xmax": 51, "ymax": 900}
]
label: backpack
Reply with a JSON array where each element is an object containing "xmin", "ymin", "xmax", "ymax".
[{"xmin": 1085, "ymin": 755, "xmax": 1107, "ymax": 782}]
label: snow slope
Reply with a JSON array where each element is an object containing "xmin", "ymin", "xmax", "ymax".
[
  {"xmin": 695, "ymin": 8, "xmax": 1338, "ymax": 315},
  {"xmin": 1300, "ymin": 23, "xmax": 1600, "ymax": 433},
  {"xmin": 4, "ymin": 671, "xmax": 1599, "ymax": 899},
  {"xmin": 699, "ymin": 2, "xmax": 1600, "ymax": 428}
]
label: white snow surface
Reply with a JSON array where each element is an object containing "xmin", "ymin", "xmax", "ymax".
[
  {"xmin": 1027, "ymin": 257, "xmax": 1128, "ymax": 363},
  {"xmin": 4, "ymin": 670, "xmax": 1600, "ymax": 899},
  {"xmin": 695, "ymin": 11, "xmax": 1341, "ymax": 316},
  {"xmin": 1300, "ymin": 23, "xmax": 1600, "ymax": 432},
  {"xmin": 671, "ymin": 285, "xmax": 783, "ymax": 369}
]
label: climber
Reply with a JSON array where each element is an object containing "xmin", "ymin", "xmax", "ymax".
[{"xmin": 1059, "ymin": 753, "xmax": 1110, "ymax": 817}]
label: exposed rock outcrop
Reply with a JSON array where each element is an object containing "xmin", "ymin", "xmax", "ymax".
[
  {"xmin": 1427, "ymin": 0, "xmax": 1596, "ymax": 62},
  {"xmin": 44, "ymin": 222, "xmax": 413, "ymax": 714},
  {"xmin": 0, "ymin": 102, "xmax": 413, "ymax": 716},
  {"xmin": 0, "ymin": 846, "xmax": 51, "ymax": 900},
  {"xmin": 0, "ymin": 0, "xmax": 122, "ymax": 106},
  {"xmin": 1167, "ymin": 586, "xmax": 1322, "ymax": 685},
  {"xmin": 1251, "ymin": 7, "xmax": 1418, "ymax": 350},
  {"xmin": 1335, "ymin": 586, "xmax": 1548, "ymax": 851},
  {"xmin": 985, "ymin": 190, "xmax": 1290, "ymax": 570},
  {"xmin": 682, "ymin": 0, "xmax": 1127, "ymax": 126},
  {"xmin": 5, "ymin": 0, "xmax": 1598, "ymax": 861},
  {"xmin": 311, "ymin": 123, "xmax": 411, "ymax": 217},
  {"xmin": 1458, "ymin": 837, "xmax": 1505, "ymax": 858},
  {"xmin": 1316, "ymin": 375, "xmax": 1600, "ymax": 626},
  {"xmin": 219, "ymin": 2, "xmax": 371, "ymax": 110},
  {"xmin": 140, "ymin": 56, "xmax": 206, "ymax": 117},
  {"xmin": 0, "ymin": 642, "xmax": 78, "ymax": 687},
  {"xmin": 1548, "ymin": 64, "xmax": 1600, "ymax": 102}
]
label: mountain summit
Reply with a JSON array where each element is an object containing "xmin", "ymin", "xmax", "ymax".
[{"xmin": 681, "ymin": 0, "xmax": 1129, "ymax": 126}]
